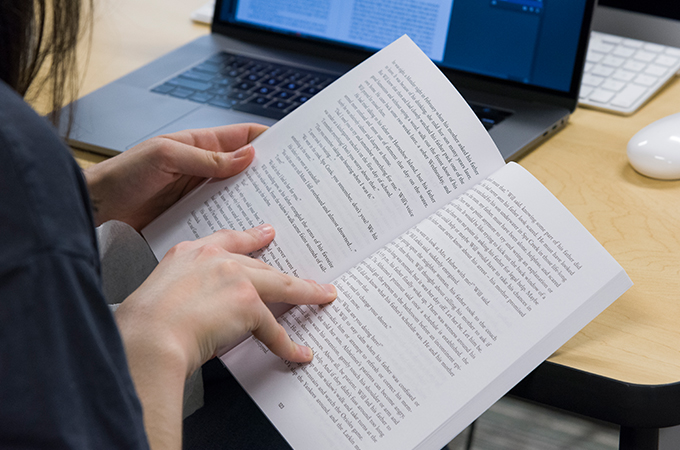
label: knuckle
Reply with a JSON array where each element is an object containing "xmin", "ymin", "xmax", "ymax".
[{"xmin": 167, "ymin": 240, "xmax": 193, "ymax": 255}]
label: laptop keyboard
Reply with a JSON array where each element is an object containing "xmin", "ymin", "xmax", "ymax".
[
  {"xmin": 151, "ymin": 51, "xmax": 512, "ymax": 129},
  {"xmin": 151, "ymin": 52, "xmax": 338, "ymax": 120},
  {"xmin": 579, "ymin": 31, "xmax": 680, "ymax": 115}
]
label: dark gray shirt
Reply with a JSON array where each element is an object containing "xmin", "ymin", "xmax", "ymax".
[{"xmin": 0, "ymin": 80, "xmax": 149, "ymax": 449}]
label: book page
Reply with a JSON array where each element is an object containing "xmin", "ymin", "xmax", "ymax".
[
  {"xmin": 142, "ymin": 36, "xmax": 504, "ymax": 283},
  {"xmin": 223, "ymin": 162, "xmax": 631, "ymax": 450}
]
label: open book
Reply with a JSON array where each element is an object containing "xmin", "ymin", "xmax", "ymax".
[{"xmin": 142, "ymin": 36, "xmax": 632, "ymax": 450}]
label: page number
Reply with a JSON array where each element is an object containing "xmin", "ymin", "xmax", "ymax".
[{"xmin": 278, "ymin": 402, "xmax": 285, "ymax": 409}]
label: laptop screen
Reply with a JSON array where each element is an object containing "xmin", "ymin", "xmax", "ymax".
[{"xmin": 217, "ymin": 0, "xmax": 589, "ymax": 94}]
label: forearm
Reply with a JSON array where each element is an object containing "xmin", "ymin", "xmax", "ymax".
[{"xmin": 115, "ymin": 307, "xmax": 191, "ymax": 450}]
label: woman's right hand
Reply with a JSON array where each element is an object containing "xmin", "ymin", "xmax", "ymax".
[
  {"xmin": 114, "ymin": 225, "xmax": 336, "ymax": 450},
  {"xmin": 116, "ymin": 224, "xmax": 336, "ymax": 378}
]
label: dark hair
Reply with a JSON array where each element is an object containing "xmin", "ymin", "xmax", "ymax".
[{"xmin": 0, "ymin": 0, "xmax": 92, "ymax": 127}]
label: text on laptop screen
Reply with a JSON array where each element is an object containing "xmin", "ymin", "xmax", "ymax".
[{"xmin": 219, "ymin": 0, "xmax": 588, "ymax": 93}]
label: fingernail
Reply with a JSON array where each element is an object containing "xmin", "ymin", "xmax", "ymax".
[
  {"xmin": 321, "ymin": 283, "xmax": 336, "ymax": 297},
  {"xmin": 232, "ymin": 145, "xmax": 253, "ymax": 158},
  {"xmin": 301, "ymin": 345, "xmax": 314, "ymax": 361},
  {"xmin": 255, "ymin": 223, "xmax": 274, "ymax": 237}
]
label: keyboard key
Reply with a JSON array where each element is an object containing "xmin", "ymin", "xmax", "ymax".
[
  {"xmin": 579, "ymin": 85, "xmax": 594, "ymax": 99},
  {"xmin": 633, "ymin": 50, "xmax": 656, "ymax": 62},
  {"xmin": 249, "ymin": 96, "xmax": 270, "ymax": 105},
  {"xmin": 643, "ymin": 43, "xmax": 665, "ymax": 53},
  {"xmin": 169, "ymin": 87, "xmax": 194, "ymax": 99},
  {"xmin": 666, "ymin": 47, "xmax": 680, "ymax": 57},
  {"xmin": 255, "ymin": 86, "xmax": 276, "ymax": 95},
  {"xmin": 591, "ymin": 65, "xmax": 614, "ymax": 77},
  {"xmin": 275, "ymin": 90, "xmax": 296, "ymax": 100},
  {"xmin": 209, "ymin": 96, "xmax": 238, "ymax": 109},
  {"xmin": 182, "ymin": 70, "xmax": 215, "ymax": 82},
  {"xmin": 269, "ymin": 101, "xmax": 290, "ymax": 110},
  {"xmin": 622, "ymin": 38, "xmax": 644, "ymax": 48},
  {"xmin": 602, "ymin": 55, "xmax": 625, "ymax": 67},
  {"xmin": 613, "ymin": 46, "xmax": 635, "ymax": 58},
  {"xmin": 233, "ymin": 102, "xmax": 286, "ymax": 120},
  {"xmin": 586, "ymin": 51, "xmax": 604, "ymax": 63},
  {"xmin": 281, "ymin": 82, "xmax": 302, "ymax": 91},
  {"xmin": 170, "ymin": 77, "xmax": 212, "ymax": 91},
  {"xmin": 300, "ymin": 86, "xmax": 321, "ymax": 96},
  {"xmin": 633, "ymin": 74, "xmax": 658, "ymax": 87},
  {"xmin": 612, "ymin": 69, "xmax": 635, "ymax": 82},
  {"xmin": 227, "ymin": 91, "xmax": 251, "ymax": 100},
  {"xmin": 655, "ymin": 55, "xmax": 679, "ymax": 67},
  {"xmin": 588, "ymin": 89, "xmax": 616, "ymax": 104},
  {"xmin": 193, "ymin": 62, "xmax": 221, "ymax": 74},
  {"xmin": 622, "ymin": 60, "xmax": 645, "ymax": 72},
  {"xmin": 601, "ymin": 79, "xmax": 625, "ymax": 92},
  {"xmin": 188, "ymin": 92, "xmax": 214, "ymax": 103},
  {"xmin": 610, "ymin": 84, "xmax": 647, "ymax": 108},
  {"xmin": 644, "ymin": 64, "xmax": 667, "ymax": 77},
  {"xmin": 151, "ymin": 83, "xmax": 175, "ymax": 94},
  {"xmin": 591, "ymin": 41, "xmax": 615, "ymax": 53},
  {"xmin": 582, "ymin": 73, "xmax": 604, "ymax": 87},
  {"xmin": 234, "ymin": 81, "xmax": 255, "ymax": 91}
]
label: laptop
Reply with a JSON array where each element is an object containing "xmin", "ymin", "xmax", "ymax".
[{"xmin": 62, "ymin": 0, "xmax": 596, "ymax": 162}]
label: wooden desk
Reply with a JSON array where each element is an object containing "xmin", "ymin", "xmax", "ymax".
[{"xmin": 68, "ymin": 1, "xmax": 680, "ymax": 448}]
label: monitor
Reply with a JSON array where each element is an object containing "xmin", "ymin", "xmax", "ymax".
[{"xmin": 593, "ymin": 0, "xmax": 680, "ymax": 47}]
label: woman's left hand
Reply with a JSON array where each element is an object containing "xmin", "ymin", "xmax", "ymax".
[{"xmin": 84, "ymin": 123, "xmax": 267, "ymax": 231}]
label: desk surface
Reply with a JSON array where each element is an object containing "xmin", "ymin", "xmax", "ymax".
[{"xmin": 68, "ymin": 0, "xmax": 680, "ymax": 420}]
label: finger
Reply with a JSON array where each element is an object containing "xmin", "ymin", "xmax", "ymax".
[
  {"xmin": 153, "ymin": 139, "xmax": 255, "ymax": 180},
  {"xmin": 246, "ymin": 267, "xmax": 337, "ymax": 306},
  {"xmin": 253, "ymin": 311, "xmax": 314, "ymax": 363},
  {"xmin": 163, "ymin": 123, "xmax": 268, "ymax": 153},
  {"xmin": 199, "ymin": 224, "xmax": 276, "ymax": 255}
]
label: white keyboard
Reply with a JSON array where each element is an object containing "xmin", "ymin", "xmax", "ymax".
[{"xmin": 579, "ymin": 31, "xmax": 680, "ymax": 115}]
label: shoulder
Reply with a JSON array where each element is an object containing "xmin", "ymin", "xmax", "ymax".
[{"xmin": 0, "ymin": 80, "xmax": 98, "ymax": 269}]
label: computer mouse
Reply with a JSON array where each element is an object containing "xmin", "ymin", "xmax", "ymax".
[{"xmin": 627, "ymin": 112, "xmax": 680, "ymax": 180}]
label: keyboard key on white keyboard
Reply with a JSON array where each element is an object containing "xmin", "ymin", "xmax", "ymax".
[
  {"xmin": 612, "ymin": 69, "xmax": 635, "ymax": 82},
  {"xmin": 591, "ymin": 41, "xmax": 615, "ymax": 53},
  {"xmin": 601, "ymin": 79, "xmax": 625, "ymax": 92},
  {"xmin": 633, "ymin": 50, "xmax": 657, "ymax": 62},
  {"xmin": 589, "ymin": 89, "xmax": 616, "ymax": 104},
  {"xmin": 643, "ymin": 43, "xmax": 665, "ymax": 53},
  {"xmin": 613, "ymin": 46, "xmax": 635, "ymax": 58},
  {"xmin": 644, "ymin": 64, "xmax": 667, "ymax": 77},
  {"xmin": 586, "ymin": 51, "xmax": 604, "ymax": 63},
  {"xmin": 579, "ymin": 85, "xmax": 594, "ymax": 99},
  {"xmin": 592, "ymin": 65, "xmax": 615, "ymax": 77},
  {"xmin": 655, "ymin": 55, "xmax": 679, "ymax": 67},
  {"xmin": 602, "ymin": 55, "xmax": 625, "ymax": 67},
  {"xmin": 633, "ymin": 74, "xmax": 658, "ymax": 87},
  {"xmin": 622, "ymin": 60, "xmax": 645, "ymax": 72},
  {"xmin": 666, "ymin": 47, "xmax": 680, "ymax": 57},
  {"xmin": 601, "ymin": 34, "xmax": 623, "ymax": 44},
  {"xmin": 582, "ymin": 73, "xmax": 605, "ymax": 87},
  {"xmin": 610, "ymin": 84, "xmax": 647, "ymax": 108},
  {"xmin": 622, "ymin": 38, "xmax": 644, "ymax": 48}
]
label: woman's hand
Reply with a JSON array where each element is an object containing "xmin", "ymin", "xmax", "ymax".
[
  {"xmin": 115, "ymin": 225, "xmax": 336, "ymax": 450},
  {"xmin": 84, "ymin": 123, "xmax": 267, "ymax": 231}
]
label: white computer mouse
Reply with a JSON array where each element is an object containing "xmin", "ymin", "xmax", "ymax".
[{"xmin": 627, "ymin": 112, "xmax": 680, "ymax": 180}]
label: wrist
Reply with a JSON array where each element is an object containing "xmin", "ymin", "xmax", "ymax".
[{"xmin": 83, "ymin": 163, "xmax": 110, "ymax": 227}]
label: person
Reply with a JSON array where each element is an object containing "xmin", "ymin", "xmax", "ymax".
[{"xmin": 0, "ymin": 1, "xmax": 336, "ymax": 448}]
